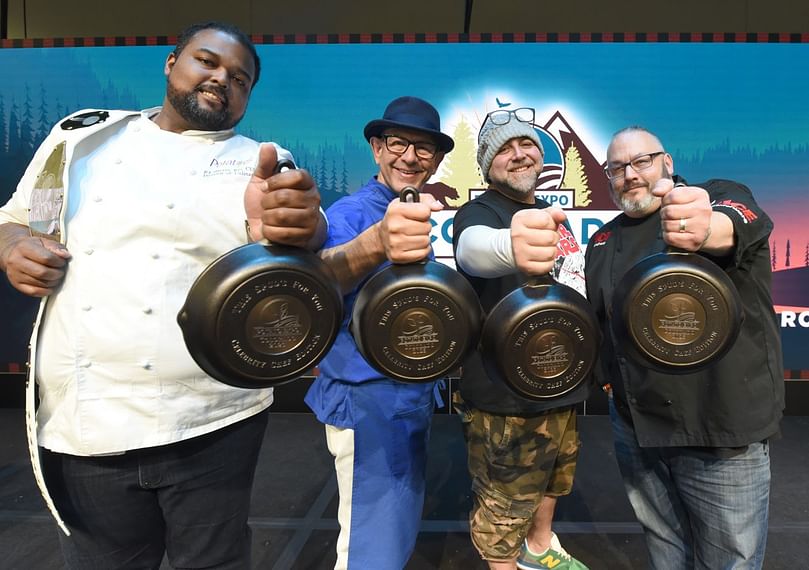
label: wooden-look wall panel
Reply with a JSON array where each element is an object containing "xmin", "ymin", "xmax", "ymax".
[
  {"xmin": 470, "ymin": 0, "xmax": 748, "ymax": 33},
  {"xmin": 250, "ymin": 0, "xmax": 462, "ymax": 34},
  {"xmin": 747, "ymin": 0, "xmax": 809, "ymax": 31},
  {"xmin": 22, "ymin": 0, "xmax": 251, "ymax": 38},
  {"xmin": 9, "ymin": 0, "xmax": 462, "ymax": 39},
  {"xmin": 2, "ymin": 0, "xmax": 806, "ymax": 40}
]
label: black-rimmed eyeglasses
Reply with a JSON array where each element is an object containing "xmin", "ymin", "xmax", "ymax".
[
  {"xmin": 483, "ymin": 107, "xmax": 535, "ymax": 127},
  {"xmin": 380, "ymin": 134, "xmax": 439, "ymax": 160},
  {"xmin": 604, "ymin": 151, "xmax": 665, "ymax": 180}
]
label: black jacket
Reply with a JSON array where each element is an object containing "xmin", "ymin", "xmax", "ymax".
[{"xmin": 585, "ymin": 178, "xmax": 784, "ymax": 447}]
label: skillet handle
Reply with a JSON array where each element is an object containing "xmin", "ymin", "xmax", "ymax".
[
  {"xmin": 524, "ymin": 273, "xmax": 555, "ymax": 288},
  {"xmin": 275, "ymin": 158, "xmax": 297, "ymax": 174},
  {"xmin": 400, "ymin": 186, "xmax": 418, "ymax": 203},
  {"xmin": 247, "ymin": 159, "xmax": 299, "ymax": 244},
  {"xmin": 398, "ymin": 186, "xmax": 429, "ymax": 265}
]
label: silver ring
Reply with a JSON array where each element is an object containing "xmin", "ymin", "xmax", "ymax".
[{"xmin": 678, "ymin": 218, "xmax": 687, "ymax": 233}]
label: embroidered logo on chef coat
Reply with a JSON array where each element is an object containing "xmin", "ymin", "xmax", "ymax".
[{"xmin": 203, "ymin": 157, "xmax": 254, "ymax": 178}]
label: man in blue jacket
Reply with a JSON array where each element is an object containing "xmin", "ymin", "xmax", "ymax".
[{"xmin": 306, "ymin": 96, "xmax": 453, "ymax": 569}]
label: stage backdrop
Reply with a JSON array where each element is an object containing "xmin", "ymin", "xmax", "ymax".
[{"xmin": 1, "ymin": 35, "xmax": 807, "ymax": 384}]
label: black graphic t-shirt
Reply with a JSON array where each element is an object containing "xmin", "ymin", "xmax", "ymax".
[{"xmin": 452, "ymin": 189, "xmax": 591, "ymax": 415}]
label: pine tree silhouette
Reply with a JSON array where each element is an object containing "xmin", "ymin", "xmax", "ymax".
[
  {"xmin": 0, "ymin": 96, "xmax": 10, "ymax": 205},
  {"xmin": 36, "ymin": 83, "xmax": 51, "ymax": 147},
  {"xmin": 8, "ymin": 100, "xmax": 21, "ymax": 157},
  {"xmin": 785, "ymin": 239, "xmax": 791, "ymax": 268},
  {"xmin": 318, "ymin": 149, "xmax": 329, "ymax": 195},
  {"xmin": 562, "ymin": 142, "xmax": 591, "ymax": 207},
  {"xmin": 340, "ymin": 156, "xmax": 349, "ymax": 195},
  {"xmin": 0, "ymin": 95, "xmax": 6, "ymax": 151},
  {"xmin": 439, "ymin": 114, "xmax": 483, "ymax": 207},
  {"xmin": 21, "ymin": 86, "xmax": 35, "ymax": 157},
  {"xmin": 329, "ymin": 157, "xmax": 338, "ymax": 197},
  {"xmin": 7, "ymin": 100, "xmax": 29, "ymax": 194},
  {"xmin": 771, "ymin": 241, "xmax": 777, "ymax": 271}
]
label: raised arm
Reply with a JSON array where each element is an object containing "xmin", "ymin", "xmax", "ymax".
[{"xmin": 320, "ymin": 193, "xmax": 442, "ymax": 294}]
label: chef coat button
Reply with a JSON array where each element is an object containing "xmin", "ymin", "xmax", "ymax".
[
  {"xmin": 79, "ymin": 360, "xmax": 91, "ymax": 368},
  {"xmin": 84, "ymin": 248, "xmax": 94, "ymax": 255},
  {"xmin": 166, "ymin": 203, "xmax": 175, "ymax": 209},
  {"xmin": 142, "ymin": 307, "xmax": 153, "ymax": 314},
  {"xmin": 81, "ymin": 305, "xmax": 92, "ymax": 311}
]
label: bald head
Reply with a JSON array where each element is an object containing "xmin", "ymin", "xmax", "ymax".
[
  {"xmin": 606, "ymin": 126, "xmax": 664, "ymax": 161},
  {"xmin": 605, "ymin": 126, "xmax": 674, "ymax": 217}
]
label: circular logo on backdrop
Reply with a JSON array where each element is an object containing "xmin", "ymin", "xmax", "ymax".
[{"xmin": 534, "ymin": 125, "xmax": 565, "ymax": 190}]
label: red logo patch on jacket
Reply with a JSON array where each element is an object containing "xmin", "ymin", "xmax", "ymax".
[
  {"xmin": 590, "ymin": 229, "xmax": 611, "ymax": 247},
  {"xmin": 714, "ymin": 199, "xmax": 758, "ymax": 223}
]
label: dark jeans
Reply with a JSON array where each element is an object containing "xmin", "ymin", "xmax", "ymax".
[
  {"xmin": 41, "ymin": 409, "xmax": 269, "ymax": 570},
  {"xmin": 609, "ymin": 398, "xmax": 770, "ymax": 569}
]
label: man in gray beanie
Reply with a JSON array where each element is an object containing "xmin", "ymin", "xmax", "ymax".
[
  {"xmin": 452, "ymin": 107, "xmax": 591, "ymax": 570},
  {"xmin": 477, "ymin": 107, "xmax": 544, "ymax": 184}
]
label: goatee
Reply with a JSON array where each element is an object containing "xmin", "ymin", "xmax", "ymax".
[{"xmin": 166, "ymin": 82, "xmax": 239, "ymax": 131}]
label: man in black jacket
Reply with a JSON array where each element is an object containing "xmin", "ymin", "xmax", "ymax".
[{"xmin": 586, "ymin": 126, "xmax": 784, "ymax": 569}]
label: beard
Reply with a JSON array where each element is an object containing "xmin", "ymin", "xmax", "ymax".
[
  {"xmin": 611, "ymin": 164, "xmax": 672, "ymax": 216},
  {"xmin": 166, "ymin": 81, "xmax": 240, "ymax": 131},
  {"xmin": 611, "ymin": 189, "xmax": 658, "ymax": 215},
  {"xmin": 490, "ymin": 164, "xmax": 540, "ymax": 201}
]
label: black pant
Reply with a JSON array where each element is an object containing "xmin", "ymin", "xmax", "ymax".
[{"xmin": 41, "ymin": 409, "xmax": 269, "ymax": 570}]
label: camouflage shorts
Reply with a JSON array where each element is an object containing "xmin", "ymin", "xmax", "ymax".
[{"xmin": 453, "ymin": 392, "xmax": 580, "ymax": 561}]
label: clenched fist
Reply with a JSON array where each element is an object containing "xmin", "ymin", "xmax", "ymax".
[
  {"xmin": 0, "ymin": 229, "xmax": 71, "ymax": 297},
  {"xmin": 652, "ymin": 178, "xmax": 713, "ymax": 251},
  {"xmin": 244, "ymin": 144, "xmax": 323, "ymax": 248},
  {"xmin": 510, "ymin": 207, "xmax": 568, "ymax": 276},
  {"xmin": 379, "ymin": 191, "xmax": 443, "ymax": 264}
]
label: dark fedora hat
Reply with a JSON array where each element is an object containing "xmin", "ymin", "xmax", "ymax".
[{"xmin": 363, "ymin": 96, "xmax": 455, "ymax": 153}]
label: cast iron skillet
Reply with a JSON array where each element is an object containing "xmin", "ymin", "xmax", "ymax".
[
  {"xmin": 481, "ymin": 274, "xmax": 600, "ymax": 400},
  {"xmin": 610, "ymin": 248, "xmax": 744, "ymax": 373},
  {"xmin": 178, "ymin": 160, "xmax": 343, "ymax": 388},
  {"xmin": 350, "ymin": 187, "xmax": 483, "ymax": 382}
]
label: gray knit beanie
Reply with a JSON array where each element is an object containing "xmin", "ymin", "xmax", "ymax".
[{"xmin": 477, "ymin": 115, "xmax": 544, "ymax": 182}]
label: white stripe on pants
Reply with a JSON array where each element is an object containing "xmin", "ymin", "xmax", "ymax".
[{"xmin": 325, "ymin": 424, "xmax": 355, "ymax": 570}]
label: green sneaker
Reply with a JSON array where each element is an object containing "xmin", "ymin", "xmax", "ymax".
[{"xmin": 516, "ymin": 533, "xmax": 589, "ymax": 570}]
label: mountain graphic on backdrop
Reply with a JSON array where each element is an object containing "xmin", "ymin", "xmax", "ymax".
[
  {"xmin": 772, "ymin": 266, "xmax": 809, "ymax": 309},
  {"xmin": 543, "ymin": 111, "xmax": 615, "ymax": 210}
]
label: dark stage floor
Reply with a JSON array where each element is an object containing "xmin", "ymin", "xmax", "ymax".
[{"xmin": 1, "ymin": 410, "xmax": 807, "ymax": 569}]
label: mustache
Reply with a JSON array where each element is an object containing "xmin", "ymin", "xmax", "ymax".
[
  {"xmin": 508, "ymin": 159, "xmax": 536, "ymax": 172},
  {"xmin": 623, "ymin": 182, "xmax": 648, "ymax": 191},
  {"xmin": 196, "ymin": 84, "xmax": 229, "ymax": 106}
]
